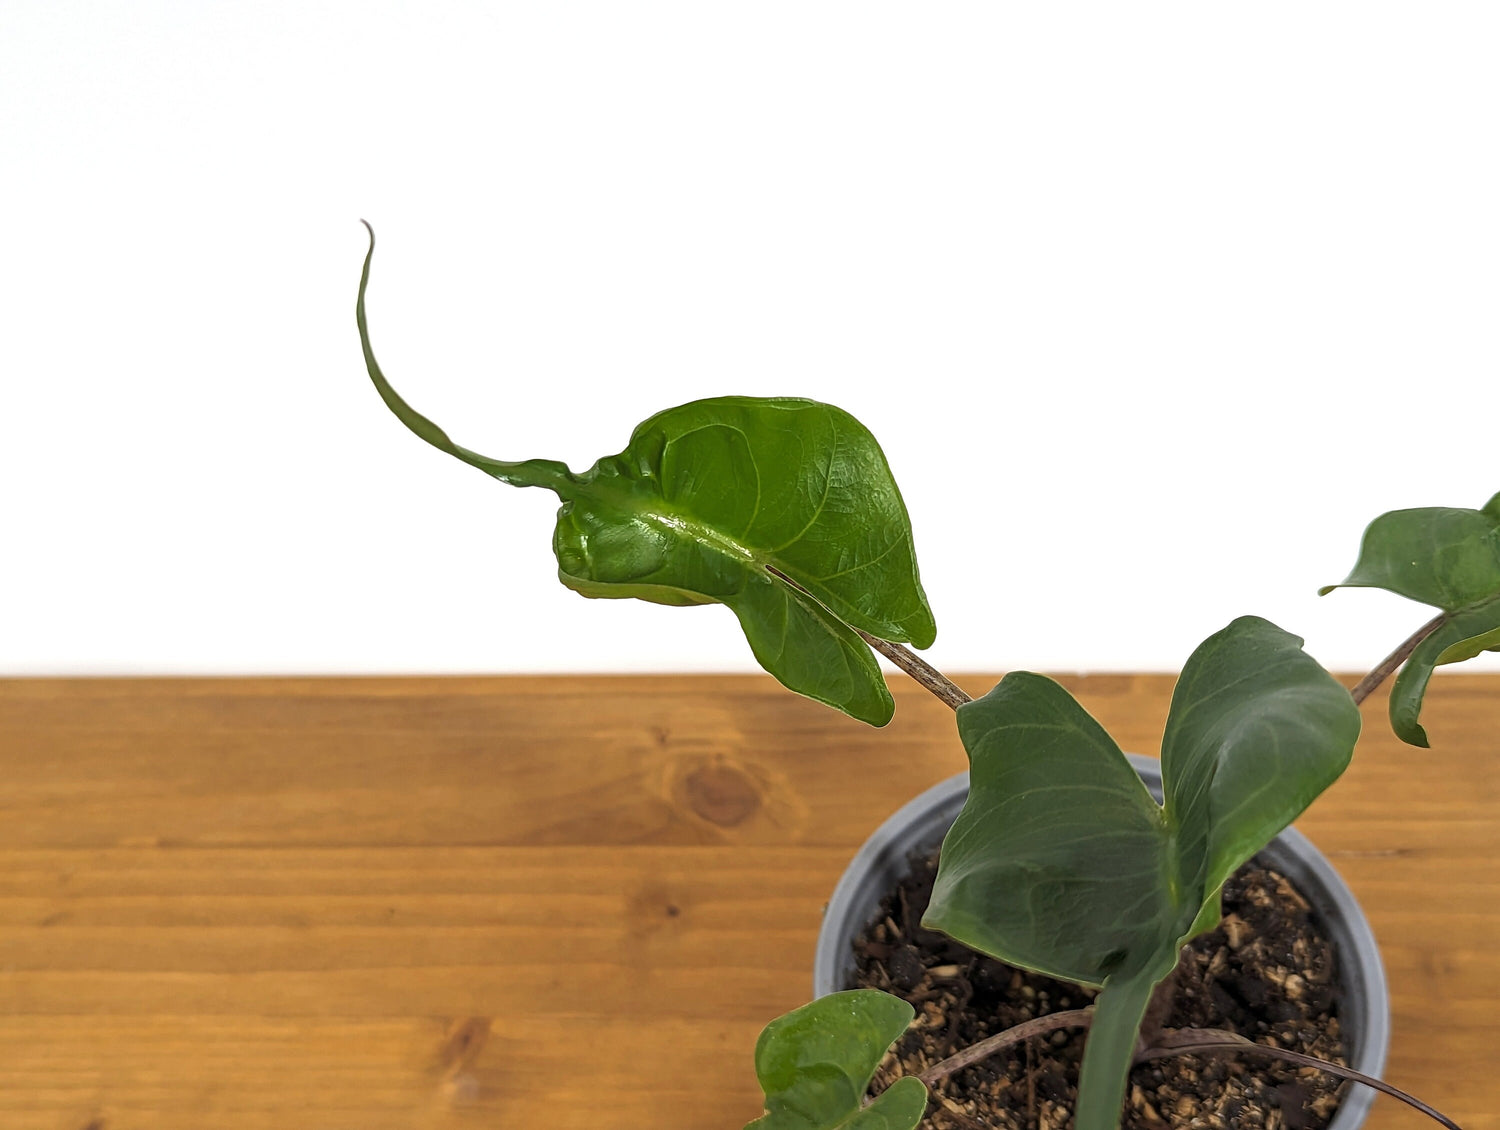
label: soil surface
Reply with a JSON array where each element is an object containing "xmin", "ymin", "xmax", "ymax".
[{"xmin": 849, "ymin": 851, "xmax": 1349, "ymax": 1129}]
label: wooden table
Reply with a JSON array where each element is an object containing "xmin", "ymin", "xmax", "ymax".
[{"xmin": 1, "ymin": 674, "xmax": 1494, "ymax": 1130}]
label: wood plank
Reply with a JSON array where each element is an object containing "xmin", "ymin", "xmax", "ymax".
[{"xmin": 0, "ymin": 673, "xmax": 1494, "ymax": 1128}]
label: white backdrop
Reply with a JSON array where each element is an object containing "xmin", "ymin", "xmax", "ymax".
[{"xmin": 4, "ymin": 3, "xmax": 1497, "ymax": 682}]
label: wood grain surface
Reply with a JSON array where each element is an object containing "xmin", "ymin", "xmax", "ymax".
[{"xmin": 0, "ymin": 673, "xmax": 1494, "ymax": 1130}]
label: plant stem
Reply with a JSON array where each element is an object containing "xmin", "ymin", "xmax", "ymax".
[
  {"xmin": 855, "ymin": 629, "xmax": 973, "ymax": 710},
  {"xmin": 763, "ymin": 565, "xmax": 973, "ymax": 711},
  {"xmin": 835, "ymin": 602, "xmax": 1452, "ymax": 716},
  {"xmin": 917, "ymin": 1007, "xmax": 1094, "ymax": 1087},
  {"xmin": 1135, "ymin": 948, "xmax": 1186, "ymax": 1054},
  {"xmin": 1139, "ymin": 1028, "xmax": 1463, "ymax": 1130},
  {"xmin": 1349, "ymin": 612, "xmax": 1447, "ymax": 706}
]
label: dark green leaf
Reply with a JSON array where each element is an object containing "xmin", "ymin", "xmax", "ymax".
[
  {"xmin": 925, "ymin": 617, "xmax": 1359, "ymax": 1130},
  {"xmin": 1388, "ymin": 592, "xmax": 1500, "ymax": 747},
  {"xmin": 1160, "ymin": 616, "xmax": 1362, "ymax": 907},
  {"xmin": 1319, "ymin": 494, "xmax": 1500, "ymax": 610},
  {"xmin": 357, "ymin": 225, "xmax": 934, "ymax": 725},
  {"xmin": 745, "ymin": 991, "xmax": 926, "ymax": 1130},
  {"xmin": 927, "ymin": 670, "xmax": 1173, "ymax": 986},
  {"xmin": 1321, "ymin": 493, "xmax": 1500, "ymax": 745}
]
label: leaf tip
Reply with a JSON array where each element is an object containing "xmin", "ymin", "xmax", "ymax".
[
  {"xmin": 1481, "ymin": 491, "xmax": 1500, "ymax": 524},
  {"xmin": 1399, "ymin": 724, "xmax": 1431, "ymax": 749},
  {"xmin": 1390, "ymin": 695, "xmax": 1433, "ymax": 748},
  {"xmin": 862, "ymin": 694, "xmax": 896, "ymax": 728}
]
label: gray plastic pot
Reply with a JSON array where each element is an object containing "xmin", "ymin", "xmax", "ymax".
[{"xmin": 814, "ymin": 756, "xmax": 1389, "ymax": 1130}]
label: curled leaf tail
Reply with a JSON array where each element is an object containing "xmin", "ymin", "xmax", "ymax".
[{"xmin": 356, "ymin": 221, "xmax": 577, "ymax": 497}]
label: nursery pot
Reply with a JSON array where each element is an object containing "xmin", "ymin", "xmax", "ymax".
[{"xmin": 813, "ymin": 756, "xmax": 1389, "ymax": 1130}]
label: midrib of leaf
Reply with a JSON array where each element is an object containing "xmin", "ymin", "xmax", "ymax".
[
  {"xmin": 580, "ymin": 476, "xmax": 911, "ymax": 633},
  {"xmin": 569, "ymin": 472, "xmax": 766, "ymax": 571},
  {"xmin": 645, "ymin": 507, "xmax": 764, "ymax": 566}
]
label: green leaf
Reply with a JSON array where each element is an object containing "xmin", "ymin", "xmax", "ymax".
[
  {"xmin": 745, "ymin": 991, "xmax": 927, "ymax": 1130},
  {"xmin": 1073, "ymin": 973, "xmax": 1164, "ymax": 1130},
  {"xmin": 1388, "ymin": 592, "xmax": 1500, "ymax": 747},
  {"xmin": 357, "ymin": 225, "xmax": 935, "ymax": 725},
  {"xmin": 1319, "ymin": 494, "xmax": 1500, "ymax": 610},
  {"xmin": 926, "ymin": 670, "xmax": 1174, "ymax": 987},
  {"xmin": 1160, "ymin": 616, "xmax": 1362, "ymax": 909},
  {"xmin": 925, "ymin": 616, "xmax": 1359, "ymax": 1130},
  {"xmin": 1321, "ymin": 493, "xmax": 1500, "ymax": 745}
]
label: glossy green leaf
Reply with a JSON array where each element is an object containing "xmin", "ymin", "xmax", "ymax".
[
  {"xmin": 925, "ymin": 616, "xmax": 1359, "ymax": 1130},
  {"xmin": 1322, "ymin": 493, "xmax": 1500, "ymax": 745},
  {"xmin": 357, "ymin": 225, "xmax": 934, "ymax": 725},
  {"xmin": 745, "ymin": 991, "xmax": 927, "ymax": 1130}
]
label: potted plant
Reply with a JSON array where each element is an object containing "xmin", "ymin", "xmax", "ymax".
[
  {"xmin": 810, "ymin": 755, "xmax": 1399, "ymax": 1130},
  {"xmin": 354, "ymin": 224, "xmax": 1488, "ymax": 1130}
]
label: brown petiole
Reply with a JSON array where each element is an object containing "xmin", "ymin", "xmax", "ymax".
[
  {"xmin": 788, "ymin": 577, "xmax": 1448, "ymax": 716},
  {"xmin": 764, "ymin": 565, "xmax": 972, "ymax": 708},
  {"xmin": 1348, "ymin": 611, "xmax": 1447, "ymax": 706},
  {"xmin": 918, "ymin": 1008, "xmax": 1094, "ymax": 1087},
  {"xmin": 913, "ymin": 1013, "xmax": 1462, "ymax": 1129},
  {"xmin": 1139, "ymin": 1028, "xmax": 1463, "ymax": 1130}
]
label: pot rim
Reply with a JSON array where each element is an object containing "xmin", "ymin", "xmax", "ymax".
[{"xmin": 813, "ymin": 757, "xmax": 1390, "ymax": 1130}]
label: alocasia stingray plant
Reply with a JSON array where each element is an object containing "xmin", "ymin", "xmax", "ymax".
[{"xmin": 356, "ymin": 225, "xmax": 1471, "ymax": 1130}]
